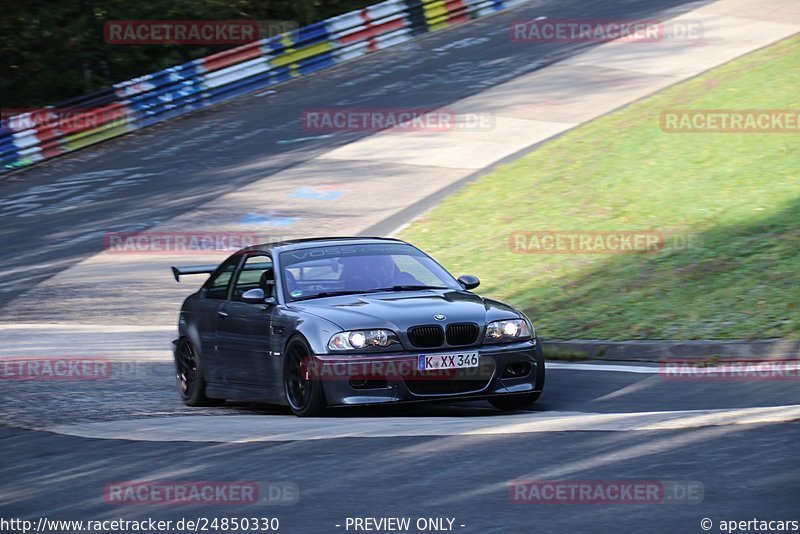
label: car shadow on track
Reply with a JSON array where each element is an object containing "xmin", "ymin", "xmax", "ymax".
[{"xmin": 219, "ymin": 400, "xmax": 545, "ymax": 418}]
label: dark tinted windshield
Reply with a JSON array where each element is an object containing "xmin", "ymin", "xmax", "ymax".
[{"xmin": 279, "ymin": 243, "xmax": 460, "ymax": 302}]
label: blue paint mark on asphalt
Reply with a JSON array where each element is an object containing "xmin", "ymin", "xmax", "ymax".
[
  {"xmin": 288, "ymin": 186, "xmax": 343, "ymax": 200},
  {"xmin": 238, "ymin": 213, "xmax": 298, "ymax": 227}
]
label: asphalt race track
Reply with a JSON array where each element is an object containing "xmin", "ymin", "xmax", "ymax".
[
  {"xmin": 1, "ymin": 362, "xmax": 798, "ymax": 532},
  {"xmin": 1, "ymin": 0, "xmax": 799, "ymax": 532},
  {"xmin": 0, "ymin": 0, "xmax": 706, "ymax": 307}
]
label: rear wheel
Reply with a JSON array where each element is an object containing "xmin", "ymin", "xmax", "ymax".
[
  {"xmin": 284, "ymin": 337, "xmax": 327, "ymax": 417},
  {"xmin": 174, "ymin": 338, "xmax": 221, "ymax": 406}
]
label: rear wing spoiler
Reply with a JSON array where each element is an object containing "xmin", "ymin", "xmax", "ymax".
[{"xmin": 171, "ymin": 264, "xmax": 219, "ymax": 282}]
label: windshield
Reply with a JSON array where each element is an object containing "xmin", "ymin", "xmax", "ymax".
[{"xmin": 279, "ymin": 243, "xmax": 461, "ymax": 302}]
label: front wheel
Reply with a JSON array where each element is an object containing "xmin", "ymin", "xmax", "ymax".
[
  {"xmin": 489, "ymin": 392, "xmax": 540, "ymax": 411},
  {"xmin": 283, "ymin": 337, "xmax": 327, "ymax": 417}
]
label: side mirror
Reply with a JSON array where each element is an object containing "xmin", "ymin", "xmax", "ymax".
[
  {"xmin": 457, "ymin": 274, "xmax": 480, "ymax": 290},
  {"xmin": 241, "ymin": 288, "xmax": 276, "ymax": 306}
]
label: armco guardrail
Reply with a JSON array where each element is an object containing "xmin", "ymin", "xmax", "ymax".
[{"xmin": 1, "ymin": 0, "xmax": 525, "ymax": 174}]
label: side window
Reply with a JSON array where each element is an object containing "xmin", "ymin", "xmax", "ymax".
[
  {"xmin": 205, "ymin": 256, "xmax": 241, "ymax": 300},
  {"xmin": 232, "ymin": 255, "xmax": 274, "ymax": 301}
]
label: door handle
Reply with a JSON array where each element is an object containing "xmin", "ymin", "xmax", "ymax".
[{"xmin": 217, "ymin": 310, "xmax": 229, "ymax": 319}]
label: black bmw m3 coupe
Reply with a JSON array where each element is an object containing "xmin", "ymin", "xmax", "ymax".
[{"xmin": 172, "ymin": 237, "xmax": 544, "ymax": 416}]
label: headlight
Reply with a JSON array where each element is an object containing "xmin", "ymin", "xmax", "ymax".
[
  {"xmin": 484, "ymin": 319, "xmax": 531, "ymax": 343},
  {"xmin": 328, "ymin": 330, "xmax": 399, "ymax": 351}
]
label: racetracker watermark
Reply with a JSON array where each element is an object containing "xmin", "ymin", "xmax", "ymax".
[
  {"xmin": 104, "ymin": 232, "xmax": 259, "ymax": 254},
  {"xmin": 510, "ymin": 19, "xmax": 703, "ymax": 42},
  {"xmin": 302, "ymin": 357, "xmax": 497, "ymax": 381},
  {"xmin": 660, "ymin": 359, "xmax": 800, "ymax": 381},
  {"xmin": 509, "ymin": 480, "xmax": 704, "ymax": 504},
  {"xmin": 1, "ymin": 108, "xmax": 128, "ymax": 132},
  {"xmin": 104, "ymin": 20, "xmax": 261, "ymax": 45},
  {"xmin": 257, "ymin": 20, "xmax": 299, "ymax": 38},
  {"xmin": 508, "ymin": 231, "xmax": 701, "ymax": 254},
  {"xmin": 0, "ymin": 358, "xmax": 112, "ymax": 380},
  {"xmin": 300, "ymin": 109, "xmax": 495, "ymax": 132},
  {"xmin": 104, "ymin": 482, "xmax": 298, "ymax": 505},
  {"xmin": 660, "ymin": 109, "xmax": 800, "ymax": 132}
]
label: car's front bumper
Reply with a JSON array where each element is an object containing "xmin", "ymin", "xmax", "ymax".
[{"xmin": 314, "ymin": 340, "xmax": 543, "ymax": 406}]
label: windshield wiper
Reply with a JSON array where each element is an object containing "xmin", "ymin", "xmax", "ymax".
[
  {"xmin": 374, "ymin": 285, "xmax": 449, "ymax": 292},
  {"xmin": 292, "ymin": 290, "xmax": 384, "ymax": 301},
  {"xmin": 292, "ymin": 286, "xmax": 448, "ymax": 301}
]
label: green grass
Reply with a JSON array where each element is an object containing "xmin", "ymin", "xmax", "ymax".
[
  {"xmin": 401, "ymin": 36, "xmax": 800, "ymax": 340},
  {"xmin": 542, "ymin": 346, "xmax": 592, "ymax": 361}
]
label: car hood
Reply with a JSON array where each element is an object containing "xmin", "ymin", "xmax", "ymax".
[{"xmin": 287, "ymin": 290, "xmax": 521, "ymax": 331}]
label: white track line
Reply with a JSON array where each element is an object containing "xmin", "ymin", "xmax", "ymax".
[
  {"xmin": 547, "ymin": 363, "xmax": 659, "ymax": 373},
  {"xmin": 547, "ymin": 362, "xmax": 800, "ymax": 374}
]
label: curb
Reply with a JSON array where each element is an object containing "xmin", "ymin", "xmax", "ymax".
[{"xmin": 543, "ymin": 339, "xmax": 800, "ymax": 363}]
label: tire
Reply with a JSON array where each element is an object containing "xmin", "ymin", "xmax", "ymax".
[
  {"xmin": 489, "ymin": 392, "xmax": 540, "ymax": 411},
  {"xmin": 174, "ymin": 338, "xmax": 222, "ymax": 407},
  {"xmin": 490, "ymin": 342, "xmax": 545, "ymax": 411},
  {"xmin": 283, "ymin": 337, "xmax": 327, "ymax": 417}
]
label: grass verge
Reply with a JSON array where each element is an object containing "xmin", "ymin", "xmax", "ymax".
[
  {"xmin": 542, "ymin": 346, "xmax": 593, "ymax": 361},
  {"xmin": 401, "ymin": 36, "xmax": 800, "ymax": 340}
]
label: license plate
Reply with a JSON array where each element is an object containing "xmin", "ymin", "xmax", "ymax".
[{"xmin": 418, "ymin": 352, "xmax": 479, "ymax": 371}]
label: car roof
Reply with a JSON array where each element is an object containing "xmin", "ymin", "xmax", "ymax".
[{"xmin": 249, "ymin": 236, "xmax": 410, "ymax": 254}]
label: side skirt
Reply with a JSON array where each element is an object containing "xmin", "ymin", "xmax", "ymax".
[{"xmin": 206, "ymin": 382, "xmax": 286, "ymax": 405}]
